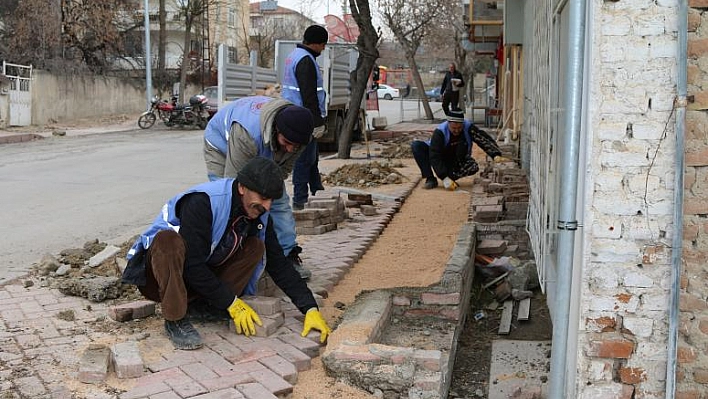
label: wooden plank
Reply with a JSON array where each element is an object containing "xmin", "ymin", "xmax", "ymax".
[
  {"xmin": 517, "ymin": 298, "xmax": 531, "ymax": 321},
  {"xmin": 498, "ymin": 300, "xmax": 514, "ymax": 335}
]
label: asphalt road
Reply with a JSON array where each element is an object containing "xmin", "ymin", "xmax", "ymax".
[
  {"xmin": 0, "ymin": 100, "xmax": 444, "ymax": 284},
  {"xmin": 0, "ymin": 127, "xmax": 207, "ymax": 283}
]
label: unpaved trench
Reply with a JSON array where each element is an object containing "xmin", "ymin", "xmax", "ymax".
[{"xmin": 291, "ymin": 173, "xmax": 472, "ymax": 398}]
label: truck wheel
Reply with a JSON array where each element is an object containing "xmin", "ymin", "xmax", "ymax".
[{"xmin": 320, "ymin": 113, "xmax": 343, "ymax": 152}]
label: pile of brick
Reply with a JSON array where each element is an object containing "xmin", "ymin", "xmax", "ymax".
[{"xmin": 293, "ymin": 196, "xmax": 348, "ymax": 235}]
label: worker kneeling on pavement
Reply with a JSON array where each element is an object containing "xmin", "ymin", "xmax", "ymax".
[
  {"xmin": 411, "ymin": 110, "xmax": 503, "ymax": 190},
  {"xmin": 122, "ymin": 157, "xmax": 331, "ymax": 350}
]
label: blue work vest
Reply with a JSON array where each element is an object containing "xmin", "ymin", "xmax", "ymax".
[
  {"xmin": 203, "ymin": 96, "xmax": 274, "ymax": 159},
  {"xmin": 281, "ymin": 47, "xmax": 326, "ymax": 117},
  {"xmin": 126, "ymin": 178, "xmax": 269, "ymax": 295},
  {"xmin": 427, "ymin": 121, "xmax": 473, "ymax": 154}
]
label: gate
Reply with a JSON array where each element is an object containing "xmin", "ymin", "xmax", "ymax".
[{"xmin": 2, "ymin": 61, "xmax": 32, "ymax": 126}]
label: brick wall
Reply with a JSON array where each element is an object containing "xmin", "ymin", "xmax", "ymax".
[
  {"xmin": 523, "ymin": 0, "xmax": 690, "ymax": 396},
  {"xmin": 678, "ymin": 1, "xmax": 708, "ymax": 397}
]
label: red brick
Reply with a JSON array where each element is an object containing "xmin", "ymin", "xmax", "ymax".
[
  {"xmin": 675, "ymin": 389, "xmax": 700, "ymax": 399},
  {"xmin": 693, "ymin": 368, "xmax": 708, "ymax": 384},
  {"xmin": 587, "ymin": 316, "xmax": 616, "ymax": 332},
  {"xmin": 618, "ymin": 367, "xmax": 645, "ymax": 384},
  {"xmin": 680, "ymin": 293, "xmax": 707, "ymax": 311},
  {"xmin": 586, "ymin": 335, "xmax": 635, "ymax": 359},
  {"xmin": 678, "ymin": 346, "xmax": 698, "ymax": 364},
  {"xmin": 689, "ymin": 39, "xmax": 708, "ymax": 58},
  {"xmin": 698, "ymin": 318, "xmax": 708, "ymax": 334},
  {"xmin": 421, "ymin": 292, "xmax": 460, "ymax": 305},
  {"xmin": 689, "ymin": 0, "xmax": 708, "ymax": 8}
]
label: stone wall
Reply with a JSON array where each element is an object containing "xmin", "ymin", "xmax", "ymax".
[{"xmin": 678, "ymin": 1, "xmax": 708, "ymax": 397}]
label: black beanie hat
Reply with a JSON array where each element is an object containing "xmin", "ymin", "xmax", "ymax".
[
  {"xmin": 303, "ymin": 25, "xmax": 329, "ymax": 44},
  {"xmin": 275, "ymin": 105, "xmax": 314, "ymax": 145},
  {"xmin": 237, "ymin": 157, "xmax": 284, "ymax": 199},
  {"xmin": 447, "ymin": 110, "xmax": 465, "ymax": 123}
]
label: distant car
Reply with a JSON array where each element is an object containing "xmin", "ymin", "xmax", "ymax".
[
  {"xmin": 377, "ymin": 84, "xmax": 400, "ymax": 100},
  {"xmin": 425, "ymin": 87, "xmax": 441, "ymax": 102}
]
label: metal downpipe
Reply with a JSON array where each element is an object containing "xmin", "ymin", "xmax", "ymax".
[
  {"xmin": 547, "ymin": 0, "xmax": 587, "ymax": 396},
  {"xmin": 666, "ymin": 0, "xmax": 687, "ymax": 395}
]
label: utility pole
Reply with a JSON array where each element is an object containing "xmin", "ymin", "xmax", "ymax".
[{"xmin": 144, "ymin": 0, "xmax": 153, "ymax": 108}]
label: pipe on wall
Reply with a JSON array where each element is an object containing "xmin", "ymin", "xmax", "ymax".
[
  {"xmin": 666, "ymin": 0, "xmax": 687, "ymax": 395},
  {"xmin": 547, "ymin": 0, "xmax": 587, "ymax": 396}
]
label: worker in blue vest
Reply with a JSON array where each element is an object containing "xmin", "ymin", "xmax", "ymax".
[
  {"xmin": 411, "ymin": 110, "xmax": 503, "ymax": 190},
  {"xmin": 282, "ymin": 24, "xmax": 329, "ymax": 211},
  {"xmin": 123, "ymin": 157, "xmax": 330, "ymax": 350},
  {"xmin": 203, "ymin": 95, "xmax": 314, "ymax": 279}
]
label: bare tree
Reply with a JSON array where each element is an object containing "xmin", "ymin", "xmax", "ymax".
[
  {"xmin": 378, "ymin": 0, "xmax": 455, "ymax": 120},
  {"xmin": 2, "ymin": 0, "xmax": 61, "ymax": 68},
  {"xmin": 238, "ymin": 16, "xmax": 309, "ymax": 68},
  {"xmin": 175, "ymin": 0, "xmax": 214, "ymax": 102},
  {"xmin": 336, "ymin": 0, "xmax": 380, "ymax": 158}
]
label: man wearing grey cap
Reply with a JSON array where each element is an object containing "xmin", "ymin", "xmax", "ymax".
[
  {"xmin": 203, "ymin": 95, "xmax": 314, "ymax": 279},
  {"xmin": 123, "ymin": 157, "xmax": 331, "ymax": 350},
  {"xmin": 411, "ymin": 110, "xmax": 502, "ymax": 190}
]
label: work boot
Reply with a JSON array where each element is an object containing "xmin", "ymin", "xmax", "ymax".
[
  {"xmin": 164, "ymin": 317, "xmax": 203, "ymax": 350},
  {"xmin": 287, "ymin": 245, "xmax": 312, "ymax": 280},
  {"xmin": 292, "ymin": 202, "xmax": 305, "ymax": 211},
  {"xmin": 423, "ymin": 177, "xmax": 438, "ymax": 189}
]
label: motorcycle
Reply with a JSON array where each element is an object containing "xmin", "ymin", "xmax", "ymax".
[
  {"xmin": 163, "ymin": 94, "xmax": 210, "ymax": 129},
  {"xmin": 137, "ymin": 95, "xmax": 176, "ymax": 129}
]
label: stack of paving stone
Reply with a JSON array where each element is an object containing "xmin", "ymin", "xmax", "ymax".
[{"xmin": 293, "ymin": 196, "xmax": 348, "ymax": 235}]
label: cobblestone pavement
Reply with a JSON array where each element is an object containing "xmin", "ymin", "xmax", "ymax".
[{"xmin": 0, "ymin": 180, "xmax": 420, "ymax": 399}]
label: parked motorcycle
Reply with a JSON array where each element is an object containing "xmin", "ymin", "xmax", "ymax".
[
  {"xmin": 164, "ymin": 94, "xmax": 209, "ymax": 129},
  {"xmin": 137, "ymin": 95, "xmax": 175, "ymax": 129}
]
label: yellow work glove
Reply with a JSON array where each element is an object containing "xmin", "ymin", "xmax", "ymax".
[
  {"xmin": 494, "ymin": 155, "xmax": 511, "ymax": 163},
  {"xmin": 227, "ymin": 298, "xmax": 262, "ymax": 336},
  {"xmin": 301, "ymin": 308, "xmax": 331, "ymax": 343},
  {"xmin": 442, "ymin": 177, "xmax": 458, "ymax": 191}
]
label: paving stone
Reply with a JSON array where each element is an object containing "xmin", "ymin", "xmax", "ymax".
[
  {"xmin": 188, "ymin": 387, "xmax": 245, "ymax": 398},
  {"xmin": 78, "ymin": 344, "xmax": 111, "ymax": 384},
  {"xmin": 262, "ymin": 340, "xmax": 312, "ymax": 372},
  {"xmin": 119, "ymin": 381, "xmax": 171, "ymax": 399},
  {"xmin": 112, "ymin": 341, "xmax": 144, "ymax": 378},
  {"xmin": 248, "ymin": 367, "xmax": 293, "ymax": 396},
  {"xmin": 277, "ymin": 333, "xmax": 322, "ymax": 358},
  {"xmin": 15, "ymin": 376, "xmax": 47, "ymax": 397},
  {"xmin": 259, "ymin": 354, "xmax": 298, "ymax": 384},
  {"xmin": 237, "ymin": 382, "xmax": 279, "ymax": 399},
  {"xmin": 240, "ymin": 296, "xmax": 281, "ymax": 316}
]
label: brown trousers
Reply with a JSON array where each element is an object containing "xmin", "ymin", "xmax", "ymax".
[{"xmin": 139, "ymin": 230, "xmax": 265, "ymax": 321}]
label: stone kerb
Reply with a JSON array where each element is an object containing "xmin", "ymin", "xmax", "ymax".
[{"xmin": 322, "ymin": 223, "xmax": 477, "ymax": 398}]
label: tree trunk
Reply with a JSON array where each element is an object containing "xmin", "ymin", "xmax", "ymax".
[
  {"xmin": 337, "ymin": 0, "xmax": 379, "ymax": 159},
  {"xmin": 179, "ymin": 6, "xmax": 194, "ymax": 104},
  {"xmin": 406, "ymin": 54, "xmax": 434, "ymax": 120}
]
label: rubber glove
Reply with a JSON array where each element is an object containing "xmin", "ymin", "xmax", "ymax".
[
  {"xmin": 227, "ymin": 298, "xmax": 262, "ymax": 336},
  {"xmin": 494, "ymin": 155, "xmax": 511, "ymax": 163},
  {"xmin": 312, "ymin": 125, "xmax": 326, "ymax": 139},
  {"xmin": 442, "ymin": 177, "xmax": 458, "ymax": 191},
  {"xmin": 301, "ymin": 308, "xmax": 331, "ymax": 343}
]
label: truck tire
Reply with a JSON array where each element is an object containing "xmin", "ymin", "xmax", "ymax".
[{"xmin": 320, "ymin": 113, "xmax": 343, "ymax": 152}]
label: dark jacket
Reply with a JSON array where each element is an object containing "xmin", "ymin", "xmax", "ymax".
[
  {"xmin": 440, "ymin": 70, "xmax": 465, "ymax": 97},
  {"xmin": 429, "ymin": 122, "xmax": 501, "ymax": 180},
  {"xmin": 293, "ymin": 44, "xmax": 325, "ymax": 127}
]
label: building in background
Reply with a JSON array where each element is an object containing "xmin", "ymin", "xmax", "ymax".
[{"xmin": 249, "ymin": 1, "xmax": 316, "ymax": 68}]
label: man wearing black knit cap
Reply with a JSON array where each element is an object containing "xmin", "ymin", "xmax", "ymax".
[
  {"xmin": 123, "ymin": 157, "xmax": 331, "ymax": 350},
  {"xmin": 204, "ymin": 95, "xmax": 315, "ymax": 279},
  {"xmin": 283, "ymin": 24, "xmax": 329, "ymax": 213},
  {"xmin": 411, "ymin": 110, "xmax": 503, "ymax": 190}
]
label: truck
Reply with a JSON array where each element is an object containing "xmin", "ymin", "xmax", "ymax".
[{"xmin": 215, "ymin": 42, "xmax": 362, "ymax": 151}]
